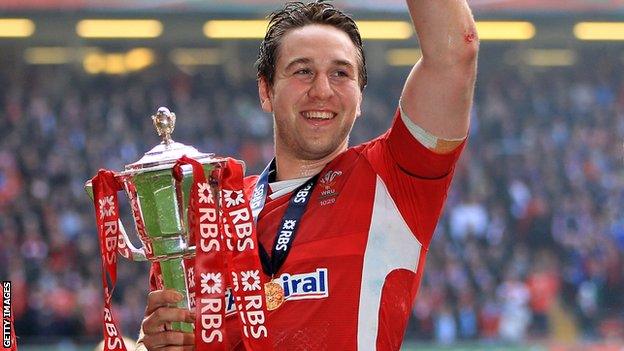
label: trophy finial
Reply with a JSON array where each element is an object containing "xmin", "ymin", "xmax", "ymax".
[{"xmin": 152, "ymin": 107, "xmax": 176, "ymax": 146}]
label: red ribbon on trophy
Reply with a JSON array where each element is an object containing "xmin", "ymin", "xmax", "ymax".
[
  {"xmin": 219, "ymin": 158, "xmax": 270, "ymax": 350},
  {"xmin": 91, "ymin": 156, "xmax": 271, "ymax": 351},
  {"xmin": 91, "ymin": 170, "xmax": 128, "ymax": 351},
  {"xmin": 171, "ymin": 156, "xmax": 271, "ymax": 350},
  {"xmin": 173, "ymin": 156, "xmax": 230, "ymax": 350}
]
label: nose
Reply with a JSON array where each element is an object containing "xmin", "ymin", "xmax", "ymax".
[{"xmin": 308, "ymin": 74, "xmax": 333, "ymax": 100}]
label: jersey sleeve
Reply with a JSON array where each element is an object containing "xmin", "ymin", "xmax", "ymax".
[
  {"xmin": 360, "ymin": 107, "xmax": 466, "ymax": 248},
  {"xmin": 387, "ymin": 107, "xmax": 465, "ymax": 179}
]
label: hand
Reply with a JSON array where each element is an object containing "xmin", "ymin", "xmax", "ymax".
[{"xmin": 138, "ymin": 289, "xmax": 195, "ymax": 351}]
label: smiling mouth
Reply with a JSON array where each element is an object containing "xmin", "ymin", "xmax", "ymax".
[{"xmin": 301, "ymin": 111, "xmax": 336, "ymax": 120}]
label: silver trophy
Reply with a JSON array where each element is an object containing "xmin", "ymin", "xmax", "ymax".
[{"xmin": 86, "ymin": 107, "xmax": 225, "ymax": 331}]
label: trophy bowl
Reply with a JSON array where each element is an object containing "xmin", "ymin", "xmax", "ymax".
[{"xmin": 85, "ymin": 107, "xmax": 225, "ymax": 332}]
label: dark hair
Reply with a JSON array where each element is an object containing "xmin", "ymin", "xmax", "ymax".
[{"xmin": 255, "ymin": 1, "xmax": 367, "ymax": 91}]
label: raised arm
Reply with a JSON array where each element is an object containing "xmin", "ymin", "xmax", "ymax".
[{"xmin": 400, "ymin": 0, "xmax": 478, "ymax": 145}]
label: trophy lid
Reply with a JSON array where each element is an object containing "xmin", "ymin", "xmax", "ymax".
[{"xmin": 123, "ymin": 107, "xmax": 215, "ymax": 173}]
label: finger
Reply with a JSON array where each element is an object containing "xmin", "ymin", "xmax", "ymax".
[
  {"xmin": 146, "ymin": 290, "xmax": 184, "ymax": 315},
  {"xmin": 142, "ymin": 331, "xmax": 194, "ymax": 349},
  {"xmin": 143, "ymin": 308, "xmax": 194, "ymax": 334}
]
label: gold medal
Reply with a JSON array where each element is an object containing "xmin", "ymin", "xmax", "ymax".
[{"xmin": 264, "ymin": 280, "xmax": 285, "ymax": 311}]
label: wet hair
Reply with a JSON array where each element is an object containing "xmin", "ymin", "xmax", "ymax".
[{"xmin": 255, "ymin": 1, "xmax": 367, "ymax": 91}]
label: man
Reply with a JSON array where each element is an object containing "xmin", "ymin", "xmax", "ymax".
[{"xmin": 138, "ymin": 0, "xmax": 477, "ymax": 350}]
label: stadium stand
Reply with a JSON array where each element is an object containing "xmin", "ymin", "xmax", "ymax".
[{"xmin": 0, "ymin": 46, "xmax": 623, "ymax": 348}]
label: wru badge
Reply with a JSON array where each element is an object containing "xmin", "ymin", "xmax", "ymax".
[{"xmin": 86, "ymin": 107, "xmax": 272, "ymax": 351}]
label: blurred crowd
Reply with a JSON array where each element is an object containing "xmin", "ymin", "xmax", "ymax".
[{"xmin": 0, "ymin": 49, "xmax": 622, "ymax": 346}]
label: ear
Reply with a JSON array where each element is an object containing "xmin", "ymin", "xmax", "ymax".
[
  {"xmin": 355, "ymin": 92, "xmax": 362, "ymax": 118},
  {"xmin": 258, "ymin": 76, "xmax": 273, "ymax": 113}
]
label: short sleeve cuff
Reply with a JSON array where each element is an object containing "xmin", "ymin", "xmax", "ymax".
[{"xmin": 386, "ymin": 107, "xmax": 466, "ymax": 179}]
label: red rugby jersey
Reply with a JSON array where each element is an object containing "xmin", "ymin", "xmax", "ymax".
[{"xmin": 150, "ymin": 107, "xmax": 465, "ymax": 350}]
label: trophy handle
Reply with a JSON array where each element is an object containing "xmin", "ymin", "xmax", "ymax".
[
  {"xmin": 85, "ymin": 180, "xmax": 147, "ymax": 261},
  {"xmin": 117, "ymin": 219, "xmax": 148, "ymax": 261}
]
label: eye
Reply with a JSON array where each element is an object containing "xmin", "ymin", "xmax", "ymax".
[
  {"xmin": 332, "ymin": 70, "xmax": 349, "ymax": 78},
  {"xmin": 294, "ymin": 68, "xmax": 312, "ymax": 75}
]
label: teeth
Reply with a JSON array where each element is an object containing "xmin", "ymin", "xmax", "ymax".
[{"xmin": 302, "ymin": 111, "xmax": 334, "ymax": 120}]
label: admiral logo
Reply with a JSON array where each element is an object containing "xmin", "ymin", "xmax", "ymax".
[
  {"xmin": 279, "ymin": 268, "xmax": 328, "ymax": 301},
  {"xmin": 225, "ymin": 269, "xmax": 329, "ymax": 315}
]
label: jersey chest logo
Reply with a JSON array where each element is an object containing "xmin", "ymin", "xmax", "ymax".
[
  {"xmin": 225, "ymin": 268, "xmax": 329, "ymax": 314},
  {"xmin": 319, "ymin": 170, "xmax": 342, "ymax": 206},
  {"xmin": 278, "ymin": 268, "xmax": 328, "ymax": 300}
]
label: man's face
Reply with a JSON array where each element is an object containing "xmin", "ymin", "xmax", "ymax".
[{"xmin": 259, "ymin": 24, "xmax": 363, "ymax": 161}]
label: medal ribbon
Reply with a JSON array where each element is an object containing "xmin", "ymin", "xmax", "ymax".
[
  {"xmin": 251, "ymin": 160, "xmax": 320, "ymax": 277},
  {"xmin": 249, "ymin": 160, "xmax": 274, "ymax": 222},
  {"xmin": 91, "ymin": 170, "xmax": 128, "ymax": 351}
]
